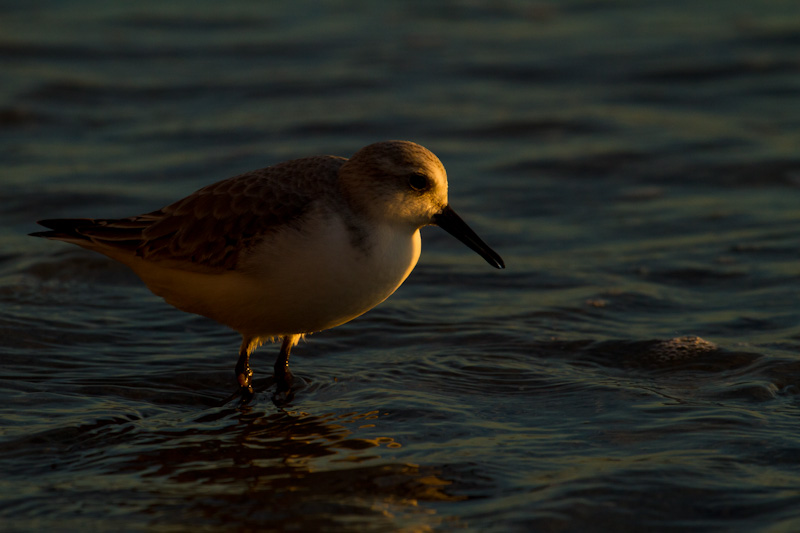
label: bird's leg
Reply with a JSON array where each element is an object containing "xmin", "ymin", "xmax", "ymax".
[
  {"xmin": 233, "ymin": 337, "xmax": 256, "ymax": 403},
  {"xmin": 274, "ymin": 334, "xmax": 300, "ymax": 393}
]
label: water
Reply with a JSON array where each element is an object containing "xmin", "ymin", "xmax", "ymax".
[{"xmin": 3, "ymin": 0, "xmax": 800, "ymax": 531}]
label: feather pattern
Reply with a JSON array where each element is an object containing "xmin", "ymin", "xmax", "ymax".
[{"xmin": 33, "ymin": 155, "xmax": 347, "ymax": 273}]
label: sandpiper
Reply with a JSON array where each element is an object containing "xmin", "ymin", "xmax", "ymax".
[{"xmin": 31, "ymin": 141, "xmax": 504, "ymax": 402}]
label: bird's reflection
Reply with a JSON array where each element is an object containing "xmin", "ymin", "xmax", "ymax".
[{"xmin": 112, "ymin": 404, "xmax": 463, "ymax": 530}]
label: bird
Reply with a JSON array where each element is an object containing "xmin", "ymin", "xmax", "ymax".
[{"xmin": 31, "ymin": 140, "xmax": 505, "ymax": 403}]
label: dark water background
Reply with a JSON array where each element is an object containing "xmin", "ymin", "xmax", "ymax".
[{"xmin": 3, "ymin": 1, "xmax": 800, "ymax": 531}]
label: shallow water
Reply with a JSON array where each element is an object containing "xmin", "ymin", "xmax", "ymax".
[{"xmin": 3, "ymin": 0, "xmax": 800, "ymax": 531}]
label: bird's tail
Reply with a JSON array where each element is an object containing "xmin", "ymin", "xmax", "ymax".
[{"xmin": 30, "ymin": 217, "xmax": 150, "ymax": 252}]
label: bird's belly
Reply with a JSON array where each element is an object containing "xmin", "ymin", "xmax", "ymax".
[
  {"xmin": 241, "ymin": 219, "xmax": 422, "ymax": 336},
  {"xmin": 133, "ymin": 217, "xmax": 421, "ymax": 338}
]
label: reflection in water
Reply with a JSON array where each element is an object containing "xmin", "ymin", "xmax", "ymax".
[{"xmin": 9, "ymin": 406, "xmax": 463, "ymax": 531}]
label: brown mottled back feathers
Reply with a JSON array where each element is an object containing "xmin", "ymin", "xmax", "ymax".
[{"xmin": 33, "ymin": 155, "xmax": 347, "ymax": 273}]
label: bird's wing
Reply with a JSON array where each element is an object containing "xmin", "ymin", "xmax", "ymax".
[{"xmin": 33, "ymin": 155, "xmax": 346, "ymax": 273}]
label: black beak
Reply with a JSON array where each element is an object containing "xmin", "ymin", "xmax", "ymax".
[{"xmin": 432, "ymin": 205, "xmax": 505, "ymax": 269}]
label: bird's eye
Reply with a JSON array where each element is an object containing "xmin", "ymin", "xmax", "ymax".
[{"xmin": 408, "ymin": 172, "xmax": 429, "ymax": 191}]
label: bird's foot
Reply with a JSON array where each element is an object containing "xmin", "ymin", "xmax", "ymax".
[
  {"xmin": 217, "ymin": 366, "xmax": 256, "ymax": 407},
  {"xmin": 219, "ymin": 383, "xmax": 255, "ymax": 407},
  {"xmin": 237, "ymin": 384, "xmax": 255, "ymax": 405},
  {"xmin": 270, "ymin": 387, "xmax": 295, "ymax": 407},
  {"xmin": 271, "ymin": 368, "xmax": 295, "ymax": 406},
  {"xmin": 236, "ymin": 366, "xmax": 255, "ymax": 405}
]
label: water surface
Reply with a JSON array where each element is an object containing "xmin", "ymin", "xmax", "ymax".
[{"xmin": 2, "ymin": 1, "xmax": 800, "ymax": 531}]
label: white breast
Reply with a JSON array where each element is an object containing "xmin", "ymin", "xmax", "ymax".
[
  {"xmin": 241, "ymin": 211, "xmax": 422, "ymax": 336},
  {"xmin": 132, "ymin": 209, "xmax": 422, "ymax": 339}
]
